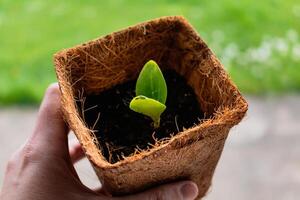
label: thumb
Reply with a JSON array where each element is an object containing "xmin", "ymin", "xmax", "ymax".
[
  {"xmin": 119, "ymin": 181, "xmax": 198, "ymax": 200},
  {"xmin": 28, "ymin": 83, "xmax": 69, "ymax": 154}
]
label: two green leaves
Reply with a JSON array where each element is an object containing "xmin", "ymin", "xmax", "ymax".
[{"xmin": 129, "ymin": 60, "xmax": 167, "ymax": 128}]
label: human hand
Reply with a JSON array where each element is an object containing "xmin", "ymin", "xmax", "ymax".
[{"xmin": 0, "ymin": 83, "xmax": 198, "ymax": 200}]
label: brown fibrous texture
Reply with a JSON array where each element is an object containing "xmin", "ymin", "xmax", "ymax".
[{"xmin": 54, "ymin": 16, "xmax": 248, "ymax": 199}]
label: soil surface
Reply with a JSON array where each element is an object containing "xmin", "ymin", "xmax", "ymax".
[{"xmin": 78, "ymin": 70, "xmax": 204, "ymax": 163}]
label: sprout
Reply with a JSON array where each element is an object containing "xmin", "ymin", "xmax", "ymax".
[{"xmin": 129, "ymin": 60, "xmax": 167, "ymax": 128}]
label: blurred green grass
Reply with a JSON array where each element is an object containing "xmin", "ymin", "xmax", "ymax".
[{"xmin": 0, "ymin": 0, "xmax": 299, "ymax": 105}]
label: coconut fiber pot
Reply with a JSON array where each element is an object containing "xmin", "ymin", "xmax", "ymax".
[{"xmin": 54, "ymin": 16, "xmax": 248, "ymax": 199}]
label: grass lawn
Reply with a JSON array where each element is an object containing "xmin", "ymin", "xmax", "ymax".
[{"xmin": 0, "ymin": 0, "xmax": 299, "ymax": 105}]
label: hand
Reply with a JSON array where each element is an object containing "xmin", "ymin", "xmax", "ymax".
[{"xmin": 0, "ymin": 83, "xmax": 198, "ymax": 200}]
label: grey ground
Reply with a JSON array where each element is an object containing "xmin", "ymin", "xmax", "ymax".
[{"xmin": 0, "ymin": 96, "xmax": 299, "ymax": 200}]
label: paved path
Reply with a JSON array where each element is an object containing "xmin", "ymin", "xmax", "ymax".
[{"xmin": 0, "ymin": 96, "xmax": 300, "ymax": 199}]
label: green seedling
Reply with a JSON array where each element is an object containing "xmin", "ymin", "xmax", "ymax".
[{"xmin": 129, "ymin": 60, "xmax": 167, "ymax": 128}]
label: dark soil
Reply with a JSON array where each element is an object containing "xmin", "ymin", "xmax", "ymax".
[{"xmin": 77, "ymin": 70, "xmax": 204, "ymax": 163}]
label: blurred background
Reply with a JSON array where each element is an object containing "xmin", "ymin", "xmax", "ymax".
[{"xmin": 0, "ymin": 0, "xmax": 299, "ymax": 199}]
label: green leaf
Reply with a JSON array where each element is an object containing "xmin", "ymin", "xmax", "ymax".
[
  {"xmin": 129, "ymin": 95, "xmax": 166, "ymax": 128},
  {"xmin": 135, "ymin": 60, "xmax": 167, "ymax": 104}
]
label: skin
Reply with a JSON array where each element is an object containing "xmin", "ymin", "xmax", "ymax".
[{"xmin": 0, "ymin": 83, "xmax": 198, "ymax": 200}]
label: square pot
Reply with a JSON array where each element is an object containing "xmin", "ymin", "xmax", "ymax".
[{"xmin": 54, "ymin": 16, "xmax": 247, "ymax": 199}]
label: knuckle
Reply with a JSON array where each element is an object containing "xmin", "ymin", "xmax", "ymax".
[
  {"xmin": 5, "ymin": 142, "xmax": 42, "ymax": 174},
  {"xmin": 6, "ymin": 154, "xmax": 17, "ymax": 172},
  {"xmin": 21, "ymin": 143, "xmax": 41, "ymax": 163},
  {"xmin": 149, "ymin": 190, "xmax": 165, "ymax": 200}
]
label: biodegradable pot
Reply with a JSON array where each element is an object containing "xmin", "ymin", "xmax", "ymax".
[{"xmin": 54, "ymin": 16, "xmax": 248, "ymax": 199}]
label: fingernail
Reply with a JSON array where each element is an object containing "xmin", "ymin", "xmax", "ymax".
[{"xmin": 180, "ymin": 182, "xmax": 198, "ymax": 200}]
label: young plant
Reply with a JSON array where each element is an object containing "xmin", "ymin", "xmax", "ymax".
[{"xmin": 129, "ymin": 60, "xmax": 167, "ymax": 128}]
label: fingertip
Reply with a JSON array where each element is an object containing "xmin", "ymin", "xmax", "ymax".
[
  {"xmin": 41, "ymin": 83, "xmax": 62, "ymax": 117},
  {"xmin": 70, "ymin": 142, "xmax": 85, "ymax": 163},
  {"xmin": 45, "ymin": 83, "xmax": 60, "ymax": 99},
  {"xmin": 179, "ymin": 181, "xmax": 198, "ymax": 200}
]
